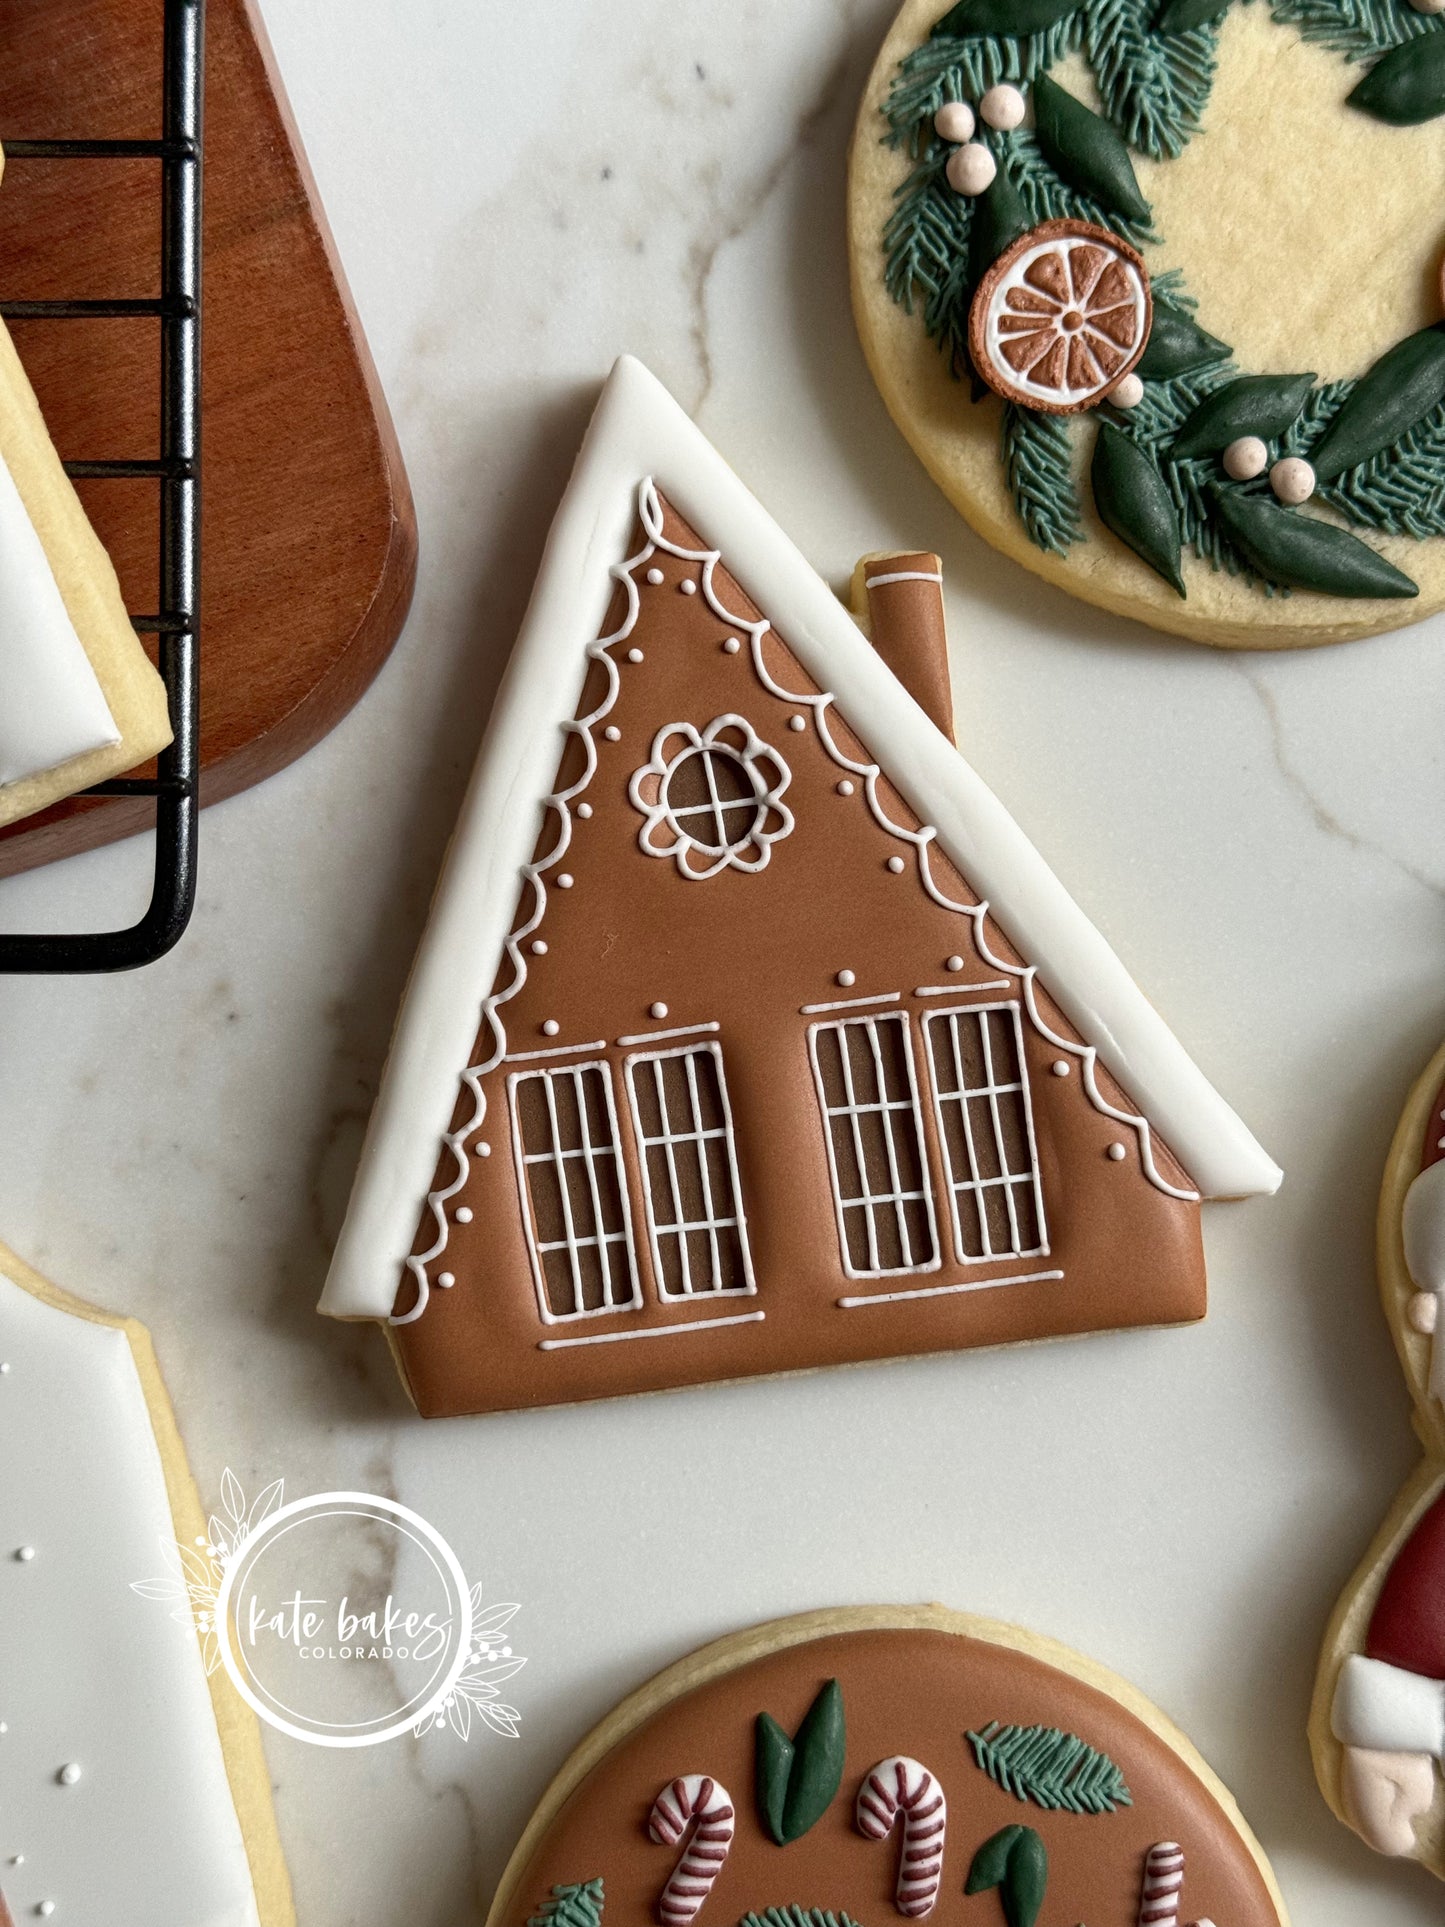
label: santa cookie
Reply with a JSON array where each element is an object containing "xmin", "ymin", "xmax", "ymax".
[
  {"xmin": 849, "ymin": 0, "xmax": 1445, "ymax": 648},
  {"xmin": 0, "ymin": 1241, "xmax": 293, "ymax": 1926},
  {"xmin": 319, "ymin": 356, "xmax": 1279, "ymax": 1417},
  {"xmin": 1313, "ymin": 1039, "xmax": 1445, "ymax": 1878},
  {"xmin": 0, "ymin": 152, "xmax": 171, "ymax": 828},
  {"xmin": 487, "ymin": 1604, "xmax": 1288, "ymax": 1927}
]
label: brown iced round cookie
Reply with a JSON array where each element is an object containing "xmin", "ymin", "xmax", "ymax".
[
  {"xmin": 849, "ymin": 0, "xmax": 1445, "ymax": 648},
  {"xmin": 488, "ymin": 1607, "xmax": 1287, "ymax": 1927}
]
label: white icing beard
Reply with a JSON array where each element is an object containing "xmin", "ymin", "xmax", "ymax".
[
  {"xmin": 0, "ymin": 1271, "xmax": 261, "ymax": 1926},
  {"xmin": 1403, "ymin": 1159, "xmax": 1445, "ymax": 1403},
  {"xmin": 0, "ymin": 447, "xmax": 119, "ymax": 789}
]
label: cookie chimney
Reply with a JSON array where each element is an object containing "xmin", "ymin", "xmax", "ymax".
[{"xmin": 850, "ymin": 551, "xmax": 955, "ymax": 745}]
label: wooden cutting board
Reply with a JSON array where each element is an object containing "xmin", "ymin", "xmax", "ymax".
[{"xmin": 0, "ymin": 0, "xmax": 417, "ymax": 877}]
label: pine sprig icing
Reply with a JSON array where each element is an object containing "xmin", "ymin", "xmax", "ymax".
[
  {"xmin": 967, "ymin": 1721, "xmax": 1134, "ymax": 1814},
  {"xmin": 1002, "ymin": 404, "xmax": 1084, "ymax": 553},
  {"xmin": 883, "ymin": 152, "xmax": 976, "ymax": 374},
  {"xmin": 1284, "ymin": 383, "xmax": 1445, "ymax": 537},
  {"xmin": 883, "ymin": 18, "xmax": 1085, "ymax": 147},
  {"xmin": 1267, "ymin": 0, "xmax": 1442, "ymax": 64},
  {"xmin": 739, "ymin": 1911, "xmax": 866, "ymax": 1927},
  {"xmin": 529, "ymin": 1882, "xmax": 605, "ymax": 1927},
  {"xmin": 1085, "ymin": 0, "xmax": 1221, "ymax": 159}
]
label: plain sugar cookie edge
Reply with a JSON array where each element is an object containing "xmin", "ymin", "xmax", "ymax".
[
  {"xmin": 0, "ymin": 1239, "xmax": 297, "ymax": 1927},
  {"xmin": 846, "ymin": 0, "xmax": 1445, "ymax": 651},
  {"xmin": 484, "ymin": 1602, "xmax": 1290, "ymax": 1927}
]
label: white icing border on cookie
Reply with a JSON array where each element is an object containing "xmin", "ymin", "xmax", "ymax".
[
  {"xmin": 0, "ymin": 446, "xmax": 119, "ymax": 789},
  {"xmin": 0, "ymin": 1269, "xmax": 261, "ymax": 1925},
  {"xmin": 319, "ymin": 357, "xmax": 1280, "ymax": 1324}
]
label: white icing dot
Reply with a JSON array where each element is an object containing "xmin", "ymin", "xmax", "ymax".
[
  {"xmin": 15, "ymin": 1546, "xmax": 35, "ymax": 1563},
  {"xmin": 789, "ymin": 715, "xmax": 806, "ymax": 733},
  {"xmin": 979, "ymin": 83, "xmax": 1026, "ymax": 130},
  {"xmin": 837, "ymin": 970, "xmax": 856, "ymax": 988},
  {"xmin": 837, "ymin": 780, "xmax": 855, "ymax": 797},
  {"xmin": 438, "ymin": 1272, "xmax": 456, "ymax": 1289},
  {"xmin": 946, "ymin": 956, "xmax": 965, "ymax": 972},
  {"xmin": 1110, "ymin": 372, "xmax": 1144, "ymax": 410},
  {"xmin": 722, "ymin": 637, "xmax": 741, "ymax": 654},
  {"xmin": 650, "ymin": 1003, "xmax": 669, "ymax": 1019},
  {"xmin": 531, "ymin": 939, "xmax": 548, "ymax": 956},
  {"xmin": 57, "ymin": 1762, "xmax": 81, "ymax": 1786},
  {"xmin": 0, "ymin": 1360, "xmax": 10, "ymax": 1373},
  {"xmin": 1052, "ymin": 1061, "xmax": 1071, "ymax": 1077},
  {"xmin": 1270, "ymin": 455, "xmax": 1316, "ymax": 505},
  {"xmin": 577, "ymin": 803, "xmax": 593, "ymax": 819},
  {"xmin": 1107, "ymin": 1143, "xmax": 1128, "ymax": 1162},
  {"xmin": 934, "ymin": 100, "xmax": 976, "ymax": 143},
  {"xmin": 680, "ymin": 579, "xmax": 698, "ymax": 596},
  {"xmin": 455, "ymin": 1206, "xmax": 474, "ymax": 1224},
  {"xmin": 887, "ymin": 856, "xmax": 905, "ymax": 874},
  {"xmin": 1222, "ymin": 434, "xmax": 1268, "ymax": 482},
  {"xmin": 603, "ymin": 725, "xmax": 621, "ymax": 742},
  {"xmin": 39, "ymin": 1903, "xmax": 55, "ymax": 1917},
  {"xmin": 646, "ymin": 567, "xmax": 665, "ymax": 585},
  {"xmin": 542, "ymin": 1020, "xmax": 560, "ymax": 1037},
  {"xmin": 946, "ymin": 141, "xmax": 996, "ymax": 196},
  {"xmin": 477, "ymin": 1142, "xmax": 492, "ymax": 1158},
  {"xmin": 627, "ymin": 648, "xmax": 644, "ymax": 664},
  {"xmin": 1, "ymin": 1725, "xmax": 8, "ymax": 1736},
  {"xmin": 557, "ymin": 873, "xmax": 575, "ymax": 889}
]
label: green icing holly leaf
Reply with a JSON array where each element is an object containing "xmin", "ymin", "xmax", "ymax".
[
  {"xmin": 529, "ymin": 1882, "xmax": 604, "ymax": 1927},
  {"xmin": 1211, "ymin": 488, "xmax": 1419, "ymax": 597},
  {"xmin": 1349, "ymin": 32, "xmax": 1445, "ymax": 125},
  {"xmin": 1310, "ymin": 324, "xmax": 1445, "ymax": 479},
  {"xmin": 965, "ymin": 1825, "xmax": 1048, "ymax": 1927},
  {"xmin": 1154, "ymin": 0, "xmax": 1230, "ymax": 33},
  {"xmin": 1031, "ymin": 72, "xmax": 1151, "ymax": 222},
  {"xmin": 933, "ymin": 0, "xmax": 1082, "ymax": 39},
  {"xmin": 969, "ymin": 168, "xmax": 1032, "ymax": 282},
  {"xmin": 1136, "ymin": 300, "xmax": 1231, "ymax": 381},
  {"xmin": 755, "ymin": 1679, "xmax": 845, "ymax": 1845},
  {"xmin": 1170, "ymin": 373, "xmax": 1316, "ymax": 457},
  {"xmin": 1093, "ymin": 423, "xmax": 1186, "ymax": 595}
]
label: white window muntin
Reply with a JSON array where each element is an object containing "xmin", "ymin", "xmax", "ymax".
[
  {"xmin": 507, "ymin": 1060, "xmax": 642, "ymax": 1325},
  {"xmin": 623, "ymin": 1042, "xmax": 756, "ymax": 1300},
  {"xmin": 807, "ymin": 1010, "xmax": 941, "ymax": 1280},
  {"xmin": 924, "ymin": 1001, "xmax": 1049, "ymax": 1265}
]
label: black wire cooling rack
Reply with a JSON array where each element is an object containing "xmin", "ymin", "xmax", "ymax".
[{"xmin": 0, "ymin": 0, "xmax": 204, "ymax": 973}]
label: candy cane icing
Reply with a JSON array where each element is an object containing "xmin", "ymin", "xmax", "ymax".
[
  {"xmin": 1138, "ymin": 1842, "xmax": 1185, "ymax": 1927},
  {"xmin": 855, "ymin": 1755, "xmax": 947, "ymax": 1917},
  {"xmin": 648, "ymin": 1774, "xmax": 736, "ymax": 1926}
]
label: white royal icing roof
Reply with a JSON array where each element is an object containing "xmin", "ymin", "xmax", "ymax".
[{"xmin": 320, "ymin": 357, "xmax": 1281, "ymax": 1322}]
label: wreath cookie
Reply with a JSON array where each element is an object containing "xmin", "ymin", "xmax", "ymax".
[
  {"xmin": 487, "ymin": 1606, "xmax": 1290, "ymax": 1927},
  {"xmin": 849, "ymin": 0, "xmax": 1445, "ymax": 647}
]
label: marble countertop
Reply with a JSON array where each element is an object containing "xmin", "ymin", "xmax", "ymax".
[{"xmin": 3, "ymin": 1, "xmax": 1444, "ymax": 1921}]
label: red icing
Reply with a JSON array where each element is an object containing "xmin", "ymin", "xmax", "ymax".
[{"xmin": 1367, "ymin": 1490, "xmax": 1445, "ymax": 1679}]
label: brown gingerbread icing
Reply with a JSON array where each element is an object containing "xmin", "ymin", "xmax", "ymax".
[
  {"xmin": 495, "ymin": 1621, "xmax": 1283, "ymax": 1927},
  {"xmin": 389, "ymin": 496, "xmax": 1205, "ymax": 1417}
]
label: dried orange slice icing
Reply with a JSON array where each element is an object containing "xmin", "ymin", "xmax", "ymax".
[{"xmin": 969, "ymin": 218, "xmax": 1151, "ymax": 416}]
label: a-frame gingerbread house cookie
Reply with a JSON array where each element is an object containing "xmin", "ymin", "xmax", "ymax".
[{"xmin": 320, "ymin": 357, "xmax": 1280, "ymax": 1418}]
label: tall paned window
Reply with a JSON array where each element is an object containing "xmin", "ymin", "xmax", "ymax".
[
  {"xmin": 808, "ymin": 1013, "xmax": 939, "ymax": 1278},
  {"xmin": 508, "ymin": 1061, "xmax": 641, "ymax": 1322},
  {"xmin": 924, "ymin": 1003, "xmax": 1048, "ymax": 1263},
  {"xmin": 624, "ymin": 1044, "xmax": 754, "ymax": 1299}
]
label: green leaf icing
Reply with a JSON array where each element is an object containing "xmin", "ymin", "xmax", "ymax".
[
  {"xmin": 964, "ymin": 1825, "xmax": 1027, "ymax": 1894},
  {"xmin": 1136, "ymin": 300, "xmax": 1230, "ymax": 381},
  {"xmin": 933, "ymin": 0, "xmax": 1083, "ymax": 39},
  {"xmin": 1170, "ymin": 373, "xmax": 1316, "ymax": 457},
  {"xmin": 1093, "ymin": 422, "xmax": 1187, "ymax": 594},
  {"xmin": 1003, "ymin": 404, "xmax": 1085, "ymax": 554},
  {"xmin": 1031, "ymin": 72, "xmax": 1152, "ymax": 221},
  {"xmin": 755, "ymin": 1679, "xmax": 845, "ymax": 1845},
  {"xmin": 529, "ymin": 1882, "xmax": 604, "ymax": 1927},
  {"xmin": 967, "ymin": 1720, "xmax": 1135, "ymax": 1813},
  {"xmin": 1212, "ymin": 488, "xmax": 1419, "ymax": 597},
  {"xmin": 965, "ymin": 1826, "xmax": 1049, "ymax": 1927},
  {"xmin": 1348, "ymin": 32, "xmax": 1445, "ymax": 124},
  {"xmin": 1154, "ymin": 0, "xmax": 1231, "ymax": 35},
  {"xmin": 1290, "ymin": 388, "xmax": 1445, "ymax": 538},
  {"xmin": 1310, "ymin": 325, "xmax": 1445, "ymax": 479}
]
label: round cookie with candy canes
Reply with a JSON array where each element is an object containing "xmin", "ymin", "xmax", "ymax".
[
  {"xmin": 849, "ymin": 0, "xmax": 1445, "ymax": 647},
  {"xmin": 488, "ymin": 1606, "xmax": 1287, "ymax": 1927},
  {"xmin": 1313, "ymin": 1037, "xmax": 1445, "ymax": 1877}
]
